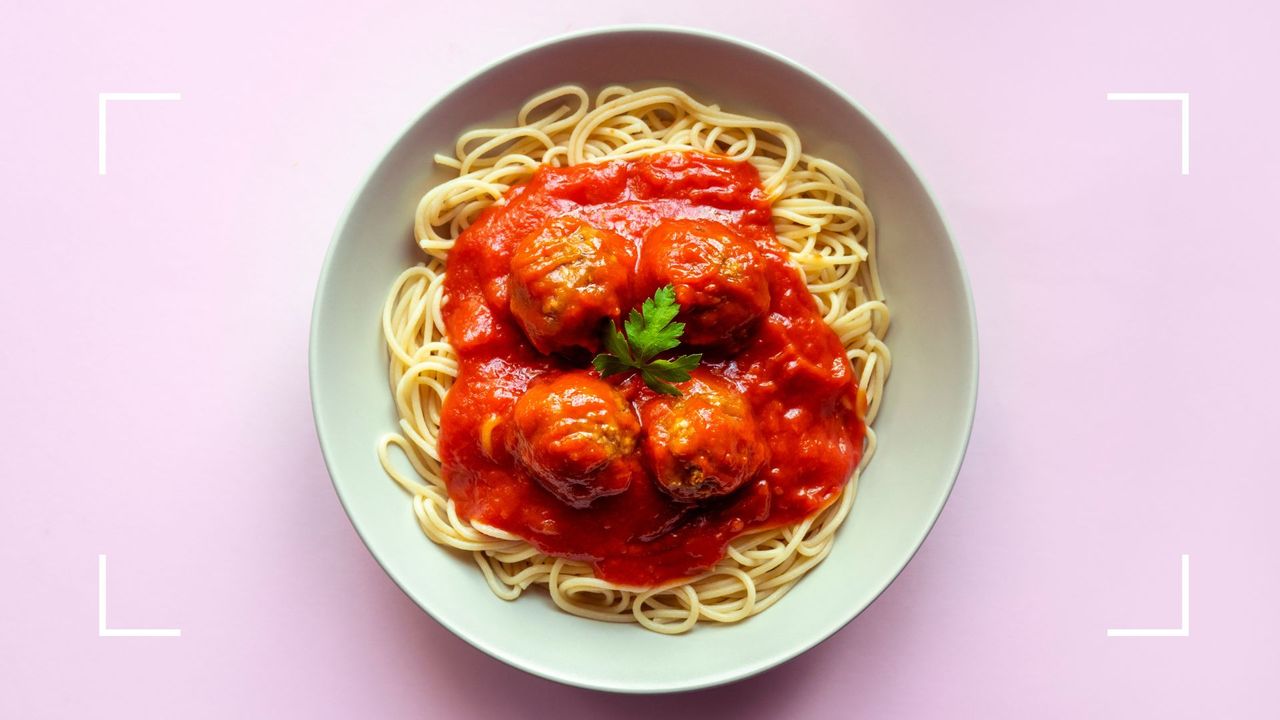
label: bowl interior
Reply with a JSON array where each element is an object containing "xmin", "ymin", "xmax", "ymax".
[{"xmin": 311, "ymin": 28, "xmax": 976, "ymax": 693}]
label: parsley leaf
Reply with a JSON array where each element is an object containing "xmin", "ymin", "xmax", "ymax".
[
  {"xmin": 600, "ymin": 321, "xmax": 634, "ymax": 365},
  {"xmin": 645, "ymin": 355, "xmax": 702, "ymax": 380},
  {"xmin": 591, "ymin": 352, "xmax": 633, "ymax": 378},
  {"xmin": 624, "ymin": 286, "xmax": 685, "ymax": 361},
  {"xmin": 592, "ymin": 285, "xmax": 702, "ymax": 395}
]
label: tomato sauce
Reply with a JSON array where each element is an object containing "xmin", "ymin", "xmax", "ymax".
[{"xmin": 439, "ymin": 151, "xmax": 864, "ymax": 588}]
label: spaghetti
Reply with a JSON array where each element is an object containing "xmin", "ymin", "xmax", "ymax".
[{"xmin": 378, "ymin": 85, "xmax": 890, "ymax": 633}]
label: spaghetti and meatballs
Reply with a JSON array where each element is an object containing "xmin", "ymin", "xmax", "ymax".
[{"xmin": 379, "ymin": 85, "xmax": 890, "ymax": 633}]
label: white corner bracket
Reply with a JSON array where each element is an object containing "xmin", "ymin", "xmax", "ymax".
[
  {"xmin": 1105, "ymin": 92, "xmax": 1190, "ymax": 175},
  {"xmin": 1106, "ymin": 554, "xmax": 1190, "ymax": 637},
  {"xmin": 98, "ymin": 554, "xmax": 181, "ymax": 637},
  {"xmin": 97, "ymin": 92, "xmax": 182, "ymax": 175}
]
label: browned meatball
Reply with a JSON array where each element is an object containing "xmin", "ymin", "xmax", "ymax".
[
  {"xmin": 640, "ymin": 370, "xmax": 768, "ymax": 502},
  {"xmin": 636, "ymin": 219, "xmax": 770, "ymax": 349},
  {"xmin": 509, "ymin": 372, "xmax": 641, "ymax": 508},
  {"xmin": 508, "ymin": 217, "xmax": 632, "ymax": 357}
]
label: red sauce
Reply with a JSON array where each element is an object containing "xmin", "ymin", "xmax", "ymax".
[{"xmin": 439, "ymin": 151, "xmax": 864, "ymax": 588}]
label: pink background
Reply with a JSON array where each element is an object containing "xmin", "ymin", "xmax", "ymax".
[{"xmin": 3, "ymin": 1, "xmax": 1278, "ymax": 717}]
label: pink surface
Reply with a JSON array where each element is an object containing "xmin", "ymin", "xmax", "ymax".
[{"xmin": 2, "ymin": 1, "xmax": 1278, "ymax": 717}]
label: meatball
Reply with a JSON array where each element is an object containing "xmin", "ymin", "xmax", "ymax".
[
  {"xmin": 509, "ymin": 372, "xmax": 641, "ymax": 508},
  {"xmin": 637, "ymin": 219, "xmax": 770, "ymax": 349},
  {"xmin": 508, "ymin": 217, "xmax": 632, "ymax": 357},
  {"xmin": 641, "ymin": 371, "xmax": 768, "ymax": 502}
]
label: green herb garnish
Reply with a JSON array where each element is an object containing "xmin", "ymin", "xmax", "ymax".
[{"xmin": 592, "ymin": 285, "xmax": 702, "ymax": 396}]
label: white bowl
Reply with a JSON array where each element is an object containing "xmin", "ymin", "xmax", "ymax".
[{"xmin": 310, "ymin": 26, "xmax": 977, "ymax": 693}]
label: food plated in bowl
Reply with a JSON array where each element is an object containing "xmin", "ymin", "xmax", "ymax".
[
  {"xmin": 312, "ymin": 27, "xmax": 976, "ymax": 691},
  {"xmin": 379, "ymin": 85, "xmax": 888, "ymax": 634}
]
